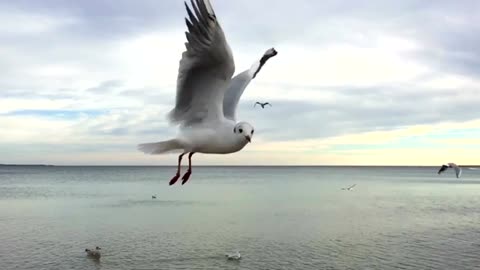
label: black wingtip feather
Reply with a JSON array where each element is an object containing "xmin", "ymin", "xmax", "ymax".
[
  {"xmin": 195, "ymin": 0, "xmax": 211, "ymax": 21},
  {"xmin": 190, "ymin": 0, "xmax": 208, "ymax": 27}
]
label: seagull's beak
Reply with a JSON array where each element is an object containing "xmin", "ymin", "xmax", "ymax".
[{"xmin": 245, "ymin": 135, "xmax": 251, "ymax": 143}]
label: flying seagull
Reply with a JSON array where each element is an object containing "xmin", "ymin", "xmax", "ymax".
[
  {"xmin": 438, "ymin": 163, "xmax": 462, "ymax": 178},
  {"xmin": 138, "ymin": 0, "xmax": 278, "ymax": 185},
  {"xmin": 254, "ymin": 102, "xmax": 272, "ymax": 109},
  {"xmin": 341, "ymin": 184, "xmax": 356, "ymax": 191}
]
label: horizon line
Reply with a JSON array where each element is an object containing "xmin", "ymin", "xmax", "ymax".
[{"xmin": 1, "ymin": 164, "xmax": 479, "ymax": 167}]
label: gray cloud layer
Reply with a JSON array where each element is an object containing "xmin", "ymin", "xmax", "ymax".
[{"xmin": 1, "ymin": 0, "xmax": 479, "ymax": 151}]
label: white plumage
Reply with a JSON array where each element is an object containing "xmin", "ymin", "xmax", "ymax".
[
  {"xmin": 225, "ymin": 251, "xmax": 241, "ymax": 260},
  {"xmin": 85, "ymin": 246, "xmax": 101, "ymax": 259}
]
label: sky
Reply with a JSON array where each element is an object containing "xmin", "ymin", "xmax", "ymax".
[{"xmin": 1, "ymin": 0, "xmax": 480, "ymax": 166}]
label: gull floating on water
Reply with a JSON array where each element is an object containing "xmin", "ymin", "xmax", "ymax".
[
  {"xmin": 341, "ymin": 184, "xmax": 356, "ymax": 191},
  {"xmin": 138, "ymin": 0, "xmax": 278, "ymax": 185},
  {"xmin": 225, "ymin": 251, "xmax": 241, "ymax": 260},
  {"xmin": 438, "ymin": 163, "xmax": 462, "ymax": 178},
  {"xmin": 254, "ymin": 102, "xmax": 272, "ymax": 109},
  {"xmin": 85, "ymin": 247, "xmax": 101, "ymax": 259}
]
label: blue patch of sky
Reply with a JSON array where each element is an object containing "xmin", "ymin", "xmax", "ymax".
[{"xmin": 423, "ymin": 129, "xmax": 480, "ymax": 139}]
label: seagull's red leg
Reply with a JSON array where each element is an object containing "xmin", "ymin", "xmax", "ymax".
[
  {"xmin": 181, "ymin": 152, "xmax": 195, "ymax": 185},
  {"xmin": 169, "ymin": 153, "xmax": 186, "ymax": 185}
]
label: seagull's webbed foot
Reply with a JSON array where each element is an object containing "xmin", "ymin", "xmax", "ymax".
[
  {"xmin": 169, "ymin": 173, "xmax": 180, "ymax": 185},
  {"xmin": 181, "ymin": 170, "xmax": 192, "ymax": 185}
]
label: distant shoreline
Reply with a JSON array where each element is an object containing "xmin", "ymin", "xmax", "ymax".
[
  {"xmin": 1, "ymin": 164, "xmax": 478, "ymax": 167},
  {"xmin": 0, "ymin": 164, "xmax": 55, "ymax": 167}
]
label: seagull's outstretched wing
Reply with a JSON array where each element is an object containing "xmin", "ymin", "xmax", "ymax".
[
  {"xmin": 438, "ymin": 164, "xmax": 448, "ymax": 174},
  {"xmin": 449, "ymin": 163, "xmax": 462, "ymax": 178},
  {"xmin": 168, "ymin": 0, "xmax": 235, "ymax": 127},
  {"xmin": 349, "ymin": 184, "xmax": 356, "ymax": 189},
  {"xmin": 223, "ymin": 48, "xmax": 277, "ymax": 121},
  {"xmin": 456, "ymin": 167, "xmax": 463, "ymax": 178},
  {"xmin": 448, "ymin": 162, "xmax": 462, "ymax": 178}
]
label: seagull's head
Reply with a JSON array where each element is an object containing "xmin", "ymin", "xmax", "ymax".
[{"xmin": 233, "ymin": 122, "xmax": 254, "ymax": 143}]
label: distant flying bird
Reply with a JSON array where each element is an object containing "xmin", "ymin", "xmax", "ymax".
[
  {"xmin": 254, "ymin": 102, "xmax": 272, "ymax": 109},
  {"xmin": 225, "ymin": 251, "xmax": 241, "ymax": 260},
  {"xmin": 137, "ymin": 0, "xmax": 278, "ymax": 186},
  {"xmin": 85, "ymin": 247, "xmax": 101, "ymax": 259},
  {"xmin": 438, "ymin": 163, "xmax": 462, "ymax": 178},
  {"xmin": 341, "ymin": 184, "xmax": 356, "ymax": 191}
]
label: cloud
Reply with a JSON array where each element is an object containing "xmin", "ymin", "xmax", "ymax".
[
  {"xmin": 236, "ymin": 80, "xmax": 480, "ymax": 142},
  {"xmin": 0, "ymin": 98, "xmax": 74, "ymax": 114},
  {"xmin": 85, "ymin": 80, "xmax": 124, "ymax": 93},
  {"xmin": 3, "ymin": 109, "xmax": 104, "ymax": 119},
  {"xmin": 0, "ymin": 0, "xmax": 479, "ymax": 165}
]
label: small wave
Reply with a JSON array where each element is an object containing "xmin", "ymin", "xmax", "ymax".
[{"xmin": 104, "ymin": 199, "xmax": 200, "ymax": 208}]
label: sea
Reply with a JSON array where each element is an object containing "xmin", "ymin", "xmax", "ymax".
[{"xmin": 1, "ymin": 165, "xmax": 480, "ymax": 270}]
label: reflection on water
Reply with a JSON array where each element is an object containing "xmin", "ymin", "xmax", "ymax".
[{"xmin": 0, "ymin": 166, "xmax": 480, "ymax": 269}]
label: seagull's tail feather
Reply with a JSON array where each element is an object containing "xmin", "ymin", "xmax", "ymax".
[{"xmin": 137, "ymin": 139, "xmax": 183, "ymax": 155}]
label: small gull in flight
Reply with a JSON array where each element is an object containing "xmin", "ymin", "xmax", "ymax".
[
  {"xmin": 438, "ymin": 163, "xmax": 462, "ymax": 178},
  {"xmin": 341, "ymin": 184, "xmax": 356, "ymax": 191},
  {"xmin": 254, "ymin": 102, "xmax": 272, "ymax": 109},
  {"xmin": 138, "ymin": 0, "xmax": 278, "ymax": 185}
]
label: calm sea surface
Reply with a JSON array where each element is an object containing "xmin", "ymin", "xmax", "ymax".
[{"xmin": 1, "ymin": 166, "xmax": 480, "ymax": 270}]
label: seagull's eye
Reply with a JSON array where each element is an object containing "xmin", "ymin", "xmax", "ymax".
[
  {"xmin": 251, "ymin": 130, "xmax": 254, "ymax": 134},
  {"xmin": 239, "ymin": 129, "xmax": 243, "ymax": 133}
]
